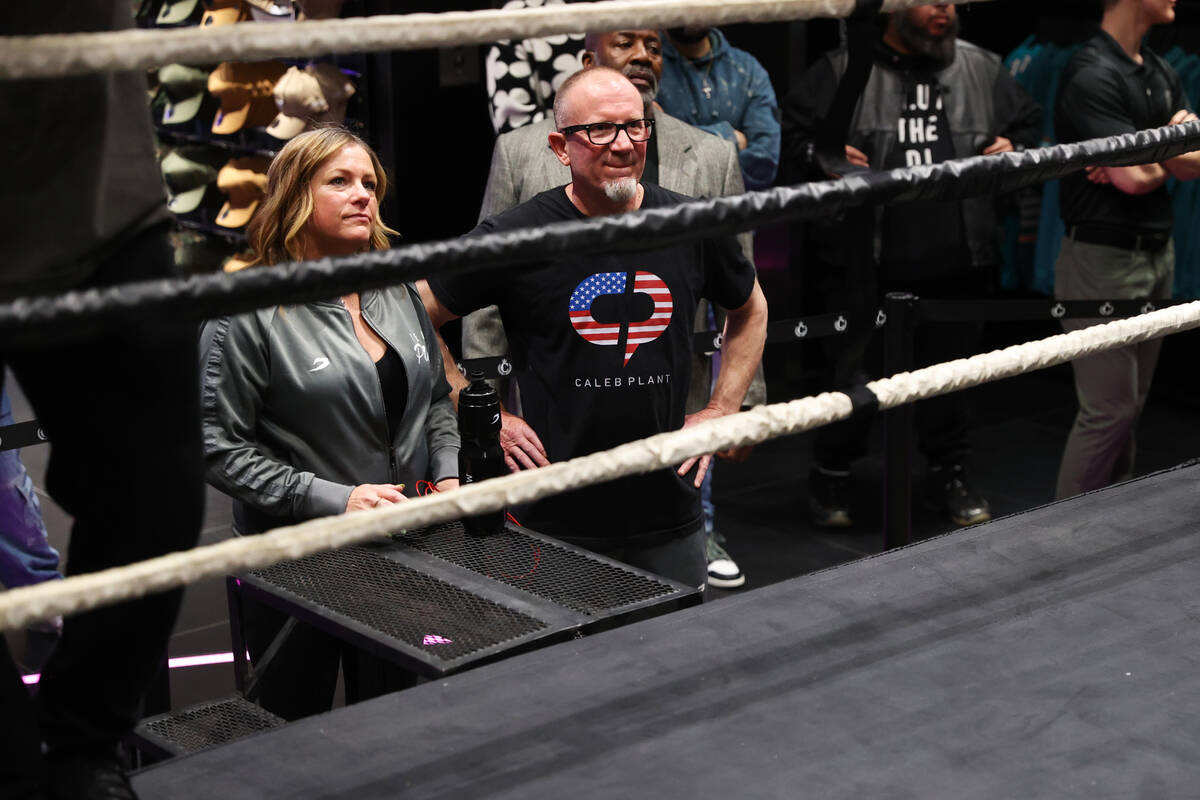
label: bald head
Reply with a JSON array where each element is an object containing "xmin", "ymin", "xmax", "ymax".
[
  {"xmin": 547, "ymin": 66, "xmax": 647, "ymax": 212},
  {"xmin": 553, "ymin": 66, "xmax": 642, "ymax": 129}
]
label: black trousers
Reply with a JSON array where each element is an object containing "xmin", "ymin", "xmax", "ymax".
[
  {"xmin": 812, "ymin": 261, "xmax": 990, "ymax": 473},
  {"xmin": 0, "ymin": 224, "xmax": 204, "ymax": 795}
]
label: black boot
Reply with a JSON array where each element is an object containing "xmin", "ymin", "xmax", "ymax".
[
  {"xmin": 927, "ymin": 464, "xmax": 991, "ymax": 526},
  {"xmin": 808, "ymin": 467, "xmax": 853, "ymax": 528}
]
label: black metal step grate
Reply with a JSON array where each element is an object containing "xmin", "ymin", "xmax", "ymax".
[
  {"xmin": 399, "ymin": 522, "xmax": 677, "ymax": 615},
  {"xmin": 137, "ymin": 696, "xmax": 284, "ymax": 756},
  {"xmin": 252, "ymin": 544, "xmax": 549, "ymax": 661}
]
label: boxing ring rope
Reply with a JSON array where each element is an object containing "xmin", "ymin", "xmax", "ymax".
[
  {"xmin": 3, "ymin": 298, "xmax": 1200, "ymax": 631},
  {"xmin": 1, "ymin": 121, "xmax": 1197, "ymax": 344},
  {"xmin": 0, "ymin": 0, "xmax": 991, "ymax": 80},
  {"xmin": 2, "ymin": 0, "xmax": 1198, "ymax": 633}
]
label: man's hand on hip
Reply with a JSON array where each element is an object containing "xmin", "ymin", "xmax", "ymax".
[{"xmin": 676, "ymin": 406, "xmax": 730, "ymax": 488}]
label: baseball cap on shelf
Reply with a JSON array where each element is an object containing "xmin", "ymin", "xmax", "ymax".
[
  {"xmin": 157, "ymin": 64, "xmax": 209, "ymax": 125},
  {"xmin": 222, "ymin": 250, "xmax": 258, "ymax": 272},
  {"xmin": 266, "ymin": 64, "xmax": 356, "ymax": 140},
  {"xmin": 208, "ymin": 61, "xmax": 288, "ymax": 134},
  {"xmin": 216, "ymin": 156, "xmax": 271, "ymax": 228},
  {"xmin": 244, "ymin": 0, "xmax": 295, "ymax": 22},
  {"xmin": 201, "ymin": 0, "xmax": 249, "ymax": 27},
  {"xmin": 156, "ymin": 0, "xmax": 202, "ymax": 25},
  {"xmin": 294, "ymin": 0, "xmax": 344, "ymax": 20},
  {"xmin": 173, "ymin": 232, "xmax": 238, "ymax": 274},
  {"xmin": 161, "ymin": 148, "xmax": 221, "ymax": 214}
]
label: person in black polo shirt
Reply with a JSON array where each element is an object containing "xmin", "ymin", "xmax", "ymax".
[
  {"xmin": 1054, "ymin": 0, "xmax": 1200, "ymax": 499},
  {"xmin": 419, "ymin": 67, "xmax": 767, "ymax": 592}
]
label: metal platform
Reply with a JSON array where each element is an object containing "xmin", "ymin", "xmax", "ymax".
[
  {"xmin": 130, "ymin": 696, "xmax": 285, "ymax": 762},
  {"xmin": 231, "ymin": 520, "xmax": 700, "ymax": 679}
]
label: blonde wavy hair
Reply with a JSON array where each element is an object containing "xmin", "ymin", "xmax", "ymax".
[{"xmin": 247, "ymin": 128, "xmax": 398, "ymax": 267}]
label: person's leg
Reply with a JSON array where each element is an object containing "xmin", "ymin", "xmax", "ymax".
[
  {"xmin": 0, "ymin": 634, "xmax": 45, "ymax": 799},
  {"xmin": 1056, "ymin": 338, "xmax": 1142, "ymax": 498},
  {"xmin": 1054, "ymin": 239, "xmax": 1161, "ymax": 499},
  {"xmin": 616, "ymin": 524, "xmax": 708, "ymax": 596},
  {"xmin": 907, "ymin": 270, "xmax": 991, "ymax": 525},
  {"xmin": 7, "ymin": 224, "xmax": 205, "ymax": 757},
  {"xmin": 700, "ymin": 305, "xmax": 745, "ymax": 589},
  {"xmin": 810, "ymin": 257, "xmax": 877, "ymax": 526},
  {"xmin": 0, "ymin": 388, "xmax": 60, "ymax": 591},
  {"xmin": 240, "ymin": 597, "xmax": 343, "ymax": 721},
  {"xmin": 1111, "ymin": 243, "xmax": 1174, "ymax": 484}
]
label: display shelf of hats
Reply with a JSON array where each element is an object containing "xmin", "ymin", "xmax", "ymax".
[{"xmin": 141, "ymin": 0, "xmax": 365, "ymax": 273}]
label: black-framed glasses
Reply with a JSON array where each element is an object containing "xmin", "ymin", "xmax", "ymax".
[{"xmin": 559, "ymin": 118, "xmax": 655, "ymax": 145}]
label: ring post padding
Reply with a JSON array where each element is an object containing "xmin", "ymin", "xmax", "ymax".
[{"xmin": 883, "ymin": 292, "xmax": 917, "ymax": 548}]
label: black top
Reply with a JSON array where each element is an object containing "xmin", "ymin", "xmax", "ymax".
[
  {"xmin": 428, "ymin": 184, "xmax": 756, "ymax": 544},
  {"xmin": 879, "ymin": 50, "xmax": 970, "ymax": 276},
  {"xmin": 374, "ymin": 346, "xmax": 408, "ymax": 443},
  {"xmin": 1056, "ymin": 31, "xmax": 1191, "ymax": 234}
]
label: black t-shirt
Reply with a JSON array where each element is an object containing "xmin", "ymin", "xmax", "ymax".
[
  {"xmin": 429, "ymin": 184, "xmax": 756, "ymax": 543},
  {"xmin": 879, "ymin": 66, "xmax": 969, "ymax": 274},
  {"xmin": 1056, "ymin": 31, "xmax": 1191, "ymax": 234}
]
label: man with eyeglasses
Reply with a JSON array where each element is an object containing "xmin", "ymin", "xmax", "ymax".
[
  {"xmin": 465, "ymin": 28, "xmax": 763, "ymax": 591},
  {"xmin": 419, "ymin": 67, "xmax": 767, "ymax": 593}
]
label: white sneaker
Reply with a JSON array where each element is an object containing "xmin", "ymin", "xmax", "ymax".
[{"xmin": 706, "ymin": 532, "xmax": 745, "ymax": 589}]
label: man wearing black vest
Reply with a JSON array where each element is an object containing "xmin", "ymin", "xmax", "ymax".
[
  {"xmin": 782, "ymin": 3, "xmax": 1039, "ymax": 529},
  {"xmin": 1054, "ymin": 0, "xmax": 1200, "ymax": 499}
]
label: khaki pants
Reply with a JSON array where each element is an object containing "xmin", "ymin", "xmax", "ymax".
[{"xmin": 1054, "ymin": 237, "xmax": 1174, "ymax": 499}]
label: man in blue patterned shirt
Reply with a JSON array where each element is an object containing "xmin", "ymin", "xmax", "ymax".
[{"xmin": 657, "ymin": 26, "xmax": 781, "ymax": 190}]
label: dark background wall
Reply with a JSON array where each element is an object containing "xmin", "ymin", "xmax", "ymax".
[{"xmin": 377, "ymin": 0, "xmax": 1200, "ymax": 244}]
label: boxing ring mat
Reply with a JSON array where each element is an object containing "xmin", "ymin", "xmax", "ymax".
[{"xmin": 135, "ymin": 461, "xmax": 1200, "ymax": 798}]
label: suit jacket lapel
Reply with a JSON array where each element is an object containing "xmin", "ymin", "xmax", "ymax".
[{"xmin": 655, "ymin": 113, "xmax": 698, "ymax": 196}]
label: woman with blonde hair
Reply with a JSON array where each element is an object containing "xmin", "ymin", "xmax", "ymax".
[{"xmin": 201, "ymin": 127, "xmax": 459, "ymax": 719}]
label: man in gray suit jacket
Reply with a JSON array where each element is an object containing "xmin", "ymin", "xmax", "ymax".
[{"xmin": 456, "ymin": 29, "xmax": 762, "ymax": 589}]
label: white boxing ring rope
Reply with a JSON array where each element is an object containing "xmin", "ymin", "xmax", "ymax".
[
  {"xmin": 0, "ymin": 0, "xmax": 994, "ymax": 80},
  {"xmin": 3, "ymin": 300, "xmax": 1200, "ymax": 631}
]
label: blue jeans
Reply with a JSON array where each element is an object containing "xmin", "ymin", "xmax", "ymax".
[{"xmin": 0, "ymin": 388, "xmax": 60, "ymax": 589}]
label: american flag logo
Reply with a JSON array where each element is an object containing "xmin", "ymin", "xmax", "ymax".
[{"xmin": 568, "ymin": 271, "xmax": 673, "ymax": 366}]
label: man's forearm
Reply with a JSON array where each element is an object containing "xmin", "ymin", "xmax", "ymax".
[
  {"xmin": 438, "ymin": 334, "xmax": 468, "ymax": 409},
  {"xmin": 707, "ymin": 281, "xmax": 767, "ymax": 414},
  {"xmin": 1163, "ymin": 150, "xmax": 1200, "ymax": 181},
  {"xmin": 1105, "ymin": 163, "xmax": 1169, "ymax": 195}
]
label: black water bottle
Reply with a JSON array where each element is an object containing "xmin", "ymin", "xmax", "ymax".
[{"xmin": 458, "ymin": 369, "xmax": 506, "ymax": 535}]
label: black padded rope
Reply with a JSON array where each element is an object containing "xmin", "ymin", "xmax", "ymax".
[{"xmin": 1, "ymin": 122, "xmax": 1199, "ymax": 344}]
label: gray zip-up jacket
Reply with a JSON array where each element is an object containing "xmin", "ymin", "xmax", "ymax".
[{"xmin": 201, "ymin": 283, "xmax": 459, "ymax": 535}]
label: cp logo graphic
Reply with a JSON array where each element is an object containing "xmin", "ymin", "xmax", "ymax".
[{"xmin": 568, "ymin": 271, "xmax": 674, "ymax": 366}]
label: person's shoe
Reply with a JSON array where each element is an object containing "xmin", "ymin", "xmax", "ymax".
[
  {"xmin": 47, "ymin": 749, "xmax": 137, "ymax": 800},
  {"xmin": 928, "ymin": 464, "xmax": 991, "ymax": 526},
  {"xmin": 808, "ymin": 467, "xmax": 853, "ymax": 528},
  {"xmin": 705, "ymin": 530, "xmax": 746, "ymax": 589}
]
